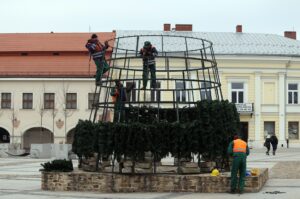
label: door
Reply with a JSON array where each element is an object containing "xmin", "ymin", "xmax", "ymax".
[{"xmin": 240, "ymin": 122, "xmax": 249, "ymax": 142}]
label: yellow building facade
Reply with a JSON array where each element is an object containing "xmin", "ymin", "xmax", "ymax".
[
  {"xmin": 116, "ymin": 29, "xmax": 300, "ymax": 148},
  {"xmin": 218, "ymin": 56, "xmax": 300, "ymax": 147}
]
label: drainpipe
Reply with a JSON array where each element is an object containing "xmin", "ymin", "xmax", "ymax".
[{"xmin": 284, "ymin": 59, "xmax": 291, "ymax": 146}]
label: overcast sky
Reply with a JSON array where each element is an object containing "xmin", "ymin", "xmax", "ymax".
[{"xmin": 0, "ymin": 0, "xmax": 299, "ymax": 36}]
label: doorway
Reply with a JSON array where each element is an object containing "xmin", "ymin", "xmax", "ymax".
[
  {"xmin": 0, "ymin": 127, "xmax": 10, "ymax": 143},
  {"xmin": 240, "ymin": 122, "xmax": 249, "ymax": 142}
]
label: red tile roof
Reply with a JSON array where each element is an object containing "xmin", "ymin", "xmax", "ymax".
[
  {"xmin": 0, "ymin": 32, "xmax": 115, "ymax": 52},
  {"xmin": 0, "ymin": 32, "xmax": 115, "ymax": 77},
  {"xmin": 0, "ymin": 55, "xmax": 97, "ymax": 77}
]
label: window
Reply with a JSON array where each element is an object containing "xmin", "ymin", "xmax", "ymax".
[
  {"xmin": 231, "ymin": 83, "xmax": 244, "ymax": 103},
  {"xmin": 66, "ymin": 93, "xmax": 77, "ymax": 109},
  {"xmin": 88, "ymin": 93, "xmax": 99, "ymax": 109},
  {"xmin": 176, "ymin": 81, "xmax": 186, "ymax": 102},
  {"xmin": 23, "ymin": 93, "xmax": 33, "ymax": 109},
  {"xmin": 288, "ymin": 122, "xmax": 299, "ymax": 140},
  {"xmin": 200, "ymin": 82, "xmax": 212, "ymax": 100},
  {"xmin": 126, "ymin": 82, "xmax": 137, "ymax": 102},
  {"xmin": 151, "ymin": 82, "xmax": 161, "ymax": 102},
  {"xmin": 1, "ymin": 93, "xmax": 11, "ymax": 109},
  {"xmin": 288, "ymin": 84, "xmax": 298, "ymax": 104},
  {"xmin": 44, "ymin": 93, "xmax": 55, "ymax": 109},
  {"xmin": 264, "ymin": 121, "xmax": 275, "ymax": 137}
]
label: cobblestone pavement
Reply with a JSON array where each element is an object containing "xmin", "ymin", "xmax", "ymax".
[
  {"xmin": 0, "ymin": 148, "xmax": 300, "ymax": 199},
  {"xmin": 269, "ymin": 162, "xmax": 300, "ymax": 179}
]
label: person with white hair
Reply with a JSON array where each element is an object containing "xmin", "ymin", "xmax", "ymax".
[{"xmin": 264, "ymin": 134, "xmax": 271, "ymax": 155}]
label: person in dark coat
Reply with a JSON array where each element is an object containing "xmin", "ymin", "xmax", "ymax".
[
  {"xmin": 139, "ymin": 41, "xmax": 158, "ymax": 89},
  {"xmin": 270, "ymin": 135, "xmax": 278, "ymax": 155},
  {"xmin": 110, "ymin": 80, "xmax": 134, "ymax": 122},
  {"xmin": 264, "ymin": 135, "xmax": 271, "ymax": 155}
]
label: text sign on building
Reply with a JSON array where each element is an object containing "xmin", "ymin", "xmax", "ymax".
[{"xmin": 235, "ymin": 103, "xmax": 253, "ymax": 113}]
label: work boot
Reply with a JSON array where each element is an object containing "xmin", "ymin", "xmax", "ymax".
[
  {"xmin": 96, "ymin": 80, "xmax": 102, "ymax": 86},
  {"xmin": 229, "ymin": 189, "xmax": 236, "ymax": 194}
]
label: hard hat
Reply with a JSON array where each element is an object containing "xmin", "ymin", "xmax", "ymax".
[
  {"xmin": 91, "ymin": 34, "xmax": 98, "ymax": 39},
  {"xmin": 246, "ymin": 171, "xmax": 251, "ymax": 177},
  {"xmin": 251, "ymin": 168, "xmax": 259, "ymax": 176},
  {"xmin": 210, "ymin": 169, "xmax": 220, "ymax": 176},
  {"xmin": 144, "ymin": 41, "xmax": 151, "ymax": 48}
]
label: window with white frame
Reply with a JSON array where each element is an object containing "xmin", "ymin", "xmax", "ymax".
[
  {"xmin": 1, "ymin": 93, "xmax": 11, "ymax": 109},
  {"xmin": 151, "ymin": 82, "xmax": 161, "ymax": 102},
  {"xmin": 288, "ymin": 83, "xmax": 298, "ymax": 104},
  {"xmin": 176, "ymin": 81, "xmax": 186, "ymax": 102},
  {"xmin": 44, "ymin": 93, "xmax": 55, "ymax": 109},
  {"xmin": 126, "ymin": 82, "xmax": 137, "ymax": 102},
  {"xmin": 23, "ymin": 93, "xmax": 33, "ymax": 109},
  {"xmin": 88, "ymin": 93, "xmax": 99, "ymax": 109},
  {"xmin": 200, "ymin": 82, "xmax": 212, "ymax": 100},
  {"xmin": 231, "ymin": 82, "xmax": 244, "ymax": 103},
  {"xmin": 66, "ymin": 93, "xmax": 77, "ymax": 109}
]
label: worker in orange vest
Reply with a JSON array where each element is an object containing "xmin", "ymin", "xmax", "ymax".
[
  {"xmin": 139, "ymin": 41, "xmax": 158, "ymax": 89},
  {"xmin": 85, "ymin": 34, "xmax": 110, "ymax": 85},
  {"xmin": 110, "ymin": 80, "xmax": 134, "ymax": 122},
  {"xmin": 227, "ymin": 135, "xmax": 250, "ymax": 194}
]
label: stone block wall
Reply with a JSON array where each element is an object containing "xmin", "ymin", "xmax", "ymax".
[{"xmin": 41, "ymin": 168, "xmax": 268, "ymax": 193}]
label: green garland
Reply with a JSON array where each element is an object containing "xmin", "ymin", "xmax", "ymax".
[{"xmin": 72, "ymin": 100, "xmax": 240, "ymax": 171}]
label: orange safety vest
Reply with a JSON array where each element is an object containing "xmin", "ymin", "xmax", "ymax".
[
  {"xmin": 112, "ymin": 89, "xmax": 119, "ymax": 103},
  {"xmin": 233, "ymin": 139, "xmax": 247, "ymax": 153}
]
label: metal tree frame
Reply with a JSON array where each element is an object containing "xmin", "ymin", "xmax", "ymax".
[{"xmin": 89, "ymin": 35, "xmax": 223, "ymax": 123}]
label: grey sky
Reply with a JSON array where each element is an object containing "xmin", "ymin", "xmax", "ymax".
[{"xmin": 1, "ymin": 0, "xmax": 299, "ymax": 36}]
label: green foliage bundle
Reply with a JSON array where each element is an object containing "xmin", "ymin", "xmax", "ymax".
[
  {"xmin": 72, "ymin": 100, "xmax": 240, "ymax": 170},
  {"xmin": 41, "ymin": 159, "xmax": 73, "ymax": 172},
  {"xmin": 72, "ymin": 120, "xmax": 95, "ymax": 159}
]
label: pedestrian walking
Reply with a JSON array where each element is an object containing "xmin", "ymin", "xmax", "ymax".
[
  {"xmin": 264, "ymin": 135, "xmax": 271, "ymax": 155},
  {"xmin": 270, "ymin": 134, "xmax": 278, "ymax": 155}
]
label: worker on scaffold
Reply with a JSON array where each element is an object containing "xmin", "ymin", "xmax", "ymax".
[
  {"xmin": 139, "ymin": 41, "xmax": 158, "ymax": 89},
  {"xmin": 85, "ymin": 34, "xmax": 109, "ymax": 85}
]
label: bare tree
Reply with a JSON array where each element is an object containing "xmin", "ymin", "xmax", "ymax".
[
  {"xmin": 10, "ymin": 94, "xmax": 18, "ymax": 144},
  {"xmin": 37, "ymin": 81, "xmax": 46, "ymax": 143},
  {"xmin": 10, "ymin": 107, "xmax": 18, "ymax": 144},
  {"xmin": 59, "ymin": 80, "xmax": 75, "ymax": 142},
  {"xmin": 51, "ymin": 105, "xmax": 58, "ymax": 142}
]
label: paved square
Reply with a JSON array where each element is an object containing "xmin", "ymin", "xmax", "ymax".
[{"xmin": 1, "ymin": 148, "xmax": 300, "ymax": 198}]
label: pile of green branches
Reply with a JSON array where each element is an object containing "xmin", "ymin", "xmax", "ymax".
[
  {"xmin": 41, "ymin": 159, "xmax": 73, "ymax": 172},
  {"xmin": 72, "ymin": 100, "xmax": 240, "ymax": 172}
]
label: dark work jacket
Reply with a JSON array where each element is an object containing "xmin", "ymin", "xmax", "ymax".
[
  {"xmin": 264, "ymin": 138, "xmax": 271, "ymax": 148},
  {"xmin": 86, "ymin": 39, "xmax": 108, "ymax": 60},
  {"xmin": 270, "ymin": 135, "xmax": 278, "ymax": 149},
  {"xmin": 139, "ymin": 46, "xmax": 158, "ymax": 66}
]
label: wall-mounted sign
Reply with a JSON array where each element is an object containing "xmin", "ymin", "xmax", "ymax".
[{"xmin": 235, "ymin": 103, "xmax": 254, "ymax": 113}]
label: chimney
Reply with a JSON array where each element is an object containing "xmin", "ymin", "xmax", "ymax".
[
  {"xmin": 284, "ymin": 31, "xmax": 297, "ymax": 40},
  {"xmin": 164, "ymin": 23, "xmax": 171, "ymax": 31},
  {"xmin": 236, "ymin": 25, "xmax": 242, "ymax": 33},
  {"xmin": 175, "ymin": 24, "xmax": 193, "ymax": 31}
]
